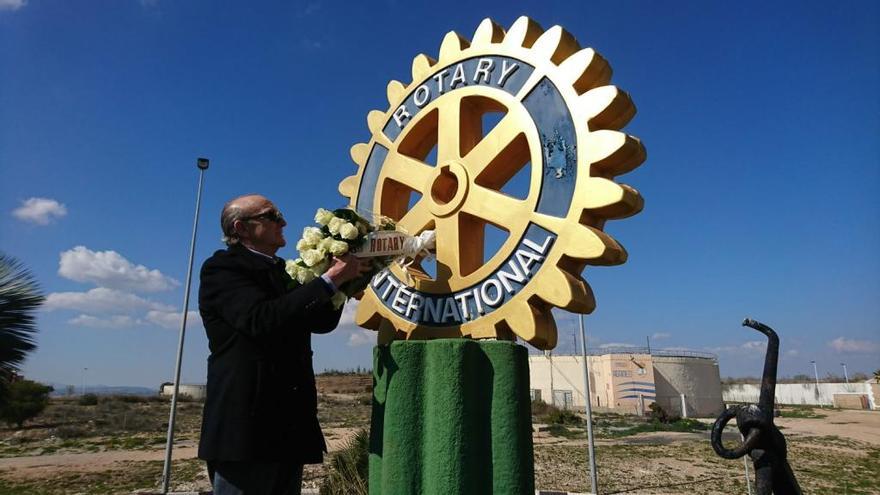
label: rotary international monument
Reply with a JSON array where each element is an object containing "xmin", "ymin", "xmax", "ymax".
[{"xmin": 338, "ymin": 16, "xmax": 645, "ymax": 494}]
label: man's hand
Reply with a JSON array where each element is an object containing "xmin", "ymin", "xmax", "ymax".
[{"xmin": 325, "ymin": 254, "xmax": 372, "ymax": 287}]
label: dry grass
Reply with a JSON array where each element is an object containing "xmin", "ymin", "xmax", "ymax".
[{"xmin": 0, "ymin": 379, "xmax": 877, "ymax": 494}]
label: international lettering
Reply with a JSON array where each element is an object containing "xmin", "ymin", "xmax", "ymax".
[{"xmin": 372, "ymin": 230, "xmax": 555, "ymax": 326}]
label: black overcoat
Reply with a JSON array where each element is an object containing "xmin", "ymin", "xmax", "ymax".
[{"xmin": 197, "ymin": 244, "xmax": 341, "ymax": 463}]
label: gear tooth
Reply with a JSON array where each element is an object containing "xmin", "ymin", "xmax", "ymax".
[
  {"xmin": 536, "ymin": 266, "xmax": 594, "ymax": 313},
  {"xmin": 530, "ymin": 25, "xmax": 580, "ymax": 65},
  {"xmin": 367, "ymin": 110, "xmax": 386, "ymax": 135},
  {"xmin": 338, "ymin": 174, "xmax": 358, "ymax": 200},
  {"xmin": 350, "ymin": 142, "xmax": 370, "ymax": 165},
  {"xmin": 386, "ymin": 80, "xmax": 406, "ymax": 106},
  {"xmin": 584, "ymin": 130, "xmax": 646, "ymax": 177},
  {"xmin": 471, "ymin": 18, "xmax": 505, "ymax": 47},
  {"xmin": 579, "ymin": 178, "xmax": 644, "ymax": 219},
  {"xmin": 355, "ymin": 292, "xmax": 384, "ymax": 329},
  {"xmin": 578, "ymin": 85, "xmax": 635, "ymax": 130},
  {"xmin": 559, "ymin": 48, "xmax": 612, "ymax": 94},
  {"xmin": 501, "ymin": 302, "xmax": 556, "ymax": 349},
  {"xmin": 411, "ymin": 53, "xmax": 437, "ymax": 83},
  {"xmin": 438, "ymin": 31, "xmax": 470, "ymax": 62},
  {"xmin": 503, "ymin": 16, "xmax": 543, "ymax": 48},
  {"xmin": 566, "ymin": 224, "xmax": 628, "ymax": 266}
]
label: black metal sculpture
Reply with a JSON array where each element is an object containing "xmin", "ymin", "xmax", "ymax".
[{"xmin": 710, "ymin": 318, "xmax": 803, "ymax": 495}]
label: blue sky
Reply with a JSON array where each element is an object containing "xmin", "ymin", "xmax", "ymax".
[{"xmin": 1, "ymin": 0, "xmax": 877, "ymax": 388}]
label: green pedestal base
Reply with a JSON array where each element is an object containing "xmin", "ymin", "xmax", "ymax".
[{"xmin": 369, "ymin": 339, "xmax": 535, "ymax": 495}]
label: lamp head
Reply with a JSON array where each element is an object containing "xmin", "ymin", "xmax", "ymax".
[{"xmin": 197, "ymin": 157, "xmax": 209, "ymax": 170}]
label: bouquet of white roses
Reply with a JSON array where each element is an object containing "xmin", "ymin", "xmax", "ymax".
[{"xmin": 285, "ymin": 208, "xmax": 433, "ymax": 309}]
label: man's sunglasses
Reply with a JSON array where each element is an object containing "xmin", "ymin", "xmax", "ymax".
[{"xmin": 242, "ymin": 209, "xmax": 284, "ymax": 223}]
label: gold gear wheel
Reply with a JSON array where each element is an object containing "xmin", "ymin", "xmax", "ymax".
[{"xmin": 339, "ymin": 16, "xmax": 645, "ymax": 349}]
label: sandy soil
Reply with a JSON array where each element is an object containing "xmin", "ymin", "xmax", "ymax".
[
  {"xmin": 0, "ymin": 408, "xmax": 876, "ymax": 493},
  {"xmin": 0, "ymin": 426, "xmax": 361, "ymax": 482}
]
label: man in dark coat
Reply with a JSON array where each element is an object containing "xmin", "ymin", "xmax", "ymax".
[{"xmin": 198, "ymin": 194, "xmax": 368, "ymax": 494}]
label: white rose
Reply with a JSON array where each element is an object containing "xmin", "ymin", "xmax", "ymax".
[
  {"xmin": 302, "ymin": 227, "xmax": 324, "ymax": 245},
  {"xmin": 285, "ymin": 259, "xmax": 301, "ymax": 279},
  {"xmin": 339, "ymin": 222, "xmax": 359, "ymax": 240},
  {"xmin": 296, "ymin": 268, "xmax": 317, "ymax": 284},
  {"xmin": 301, "ymin": 249, "xmax": 326, "ymax": 267},
  {"xmin": 314, "ymin": 208, "xmax": 334, "ymax": 226},
  {"xmin": 317, "ymin": 236, "xmax": 335, "ymax": 252},
  {"xmin": 328, "ymin": 217, "xmax": 345, "ymax": 235},
  {"xmin": 296, "ymin": 238, "xmax": 313, "ymax": 252},
  {"xmin": 329, "ymin": 240, "xmax": 349, "ymax": 256}
]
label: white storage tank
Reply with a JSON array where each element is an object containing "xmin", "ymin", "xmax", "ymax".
[
  {"xmin": 652, "ymin": 353, "xmax": 723, "ymax": 417},
  {"xmin": 160, "ymin": 383, "xmax": 207, "ymax": 400}
]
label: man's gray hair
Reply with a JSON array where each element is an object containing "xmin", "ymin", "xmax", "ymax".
[{"xmin": 220, "ymin": 200, "xmax": 246, "ymax": 246}]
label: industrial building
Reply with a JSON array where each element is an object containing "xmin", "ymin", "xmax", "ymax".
[
  {"xmin": 528, "ymin": 348, "xmax": 724, "ymax": 417},
  {"xmin": 159, "ymin": 382, "xmax": 207, "ymax": 400}
]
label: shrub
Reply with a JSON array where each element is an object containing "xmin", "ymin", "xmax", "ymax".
[
  {"xmin": 546, "ymin": 408, "xmax": 582, "ymax": 425},
  {"xmin": 0, "ymin": 379, "xmax": 53, "ymax": 427},
  {"xmin": 320, "ymin": 429, "xmax": 368, "ymax": 495},
  {"xmin": 54, "ymin": 425, "xmax": 87, "ymax": 439},
  {"xmin": 648, "ymin": 402, "xmax": 680, "ymax": 424},
  {"xmin": 77, "ymin": 393, "xmax": 98, "ymax": 406},
  {"xmin": 530, "ymin": 399, "xmax": 556, "ymax": 417}
]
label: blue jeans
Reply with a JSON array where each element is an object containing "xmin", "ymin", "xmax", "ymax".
[{"xmin": 209, "ymin": 461, "xmax": 303, "ymax": 495}]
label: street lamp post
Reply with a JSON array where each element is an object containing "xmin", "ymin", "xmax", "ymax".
[
  {"xmin": 577, "ymin": 315, "xmax": 598, "ymax": 494},
  {"xmin": 161, "ymin": 158, "xmax": 208, "ymax": 494},
  {"xmin": 841, "ymin": 363, "xmax": 849, "ymax": 385},
  {"xmin": 81, "ymin": 367, "xmax": 88, "ymax": 396}
]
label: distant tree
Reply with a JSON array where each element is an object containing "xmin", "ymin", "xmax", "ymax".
[
  {"xmin": 0, "ymin": 255, "xmax": 44, "ymax": 391},
  {"xmin": 874, "ymin": 369, "xmax": 880, "ymax": 382},
  {"xmin": 0, "ymin": 379, "xmax": 53, "ymax": 428},
  {"xmin": 851, "ymin": 372, "xmax": 869, "ymax": 382},
  {"xmin": 791, "ymin": 374, "xmax": 812, "ymax": 382}
]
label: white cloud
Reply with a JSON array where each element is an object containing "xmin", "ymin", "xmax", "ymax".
[
  {"xmin": 651, "ymin": 332, "xmax": 671, "ymax": 340},
  {"xmin": 145, "ymin": 310, "xmax": 202, "ymax": 330},
  {"xmin": 828, "ymin": 337, "xmax": 880, "ymax": 354},
  {"xmin": 0, "ymin": 0, "xmax": 27, "ymax": 12},
  {"xmin": 785, "ymin": 349, "xmax": 800, "ymax": 357},
  {"xmin": 44, "ymin": 288, "xmax": 174, "ymax": 314},
  {"xmin": 59, "ymin": 246, "xmax": 179, "ymax": 292},
  {"xmin": 741, "ymin": 340, "xmax": 767, "ymax": 350},
  {"xmin": 12, "ymin": 197, "xmax": 67, "ymax": 225},
  {"xmin": 708, "ymin": 340, "xmax": 767, "ymax": 355},
  {"xmin": 68, "ymin": 314, "xmax": 139, "ymax": 329},
  {"xmin": 348, "ymin": 329, "xmax": 375, "ymax": 347},
  {"xmin": 599, "ymin": 342, "xmax": 637, "ymax": 349}
]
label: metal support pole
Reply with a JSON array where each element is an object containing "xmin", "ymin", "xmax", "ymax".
[
  {"xmin": 680, "ymin": 393, "xmax": 687, "ymax": 418},
  {"xmin": 161, "ymin": 158, "xmax": 209, "ymax": 493},
  {"xmin": 741, "ymin": 433, "xmax": 753, "ymax": 495},
  {"xmin": 841, "ymin": 363, "xmax": 849, "ymax": 386},
  {"xmin": 578, "ymin": 315, "xmax": 598, "ymax": 494},
  {"xmin": 811, "ymin": 360, "xmax": 820, "ymax": 403}
]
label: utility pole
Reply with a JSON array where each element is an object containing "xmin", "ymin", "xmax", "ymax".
[
  {"xmin": 161, "ymin": 157, "xmax": 208, "ymax": 494},
  {"xmin": 578, "ymin": 315, "xmax": 598, "ymax": 494},
  {"xmin": 841, "ymin": 363, "xmax": 849, "ymax": 385}
]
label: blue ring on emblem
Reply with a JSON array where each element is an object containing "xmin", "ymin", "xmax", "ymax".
[{"xmin": 358, "ymin": 58, "xmax": 579, "ymax": 326}]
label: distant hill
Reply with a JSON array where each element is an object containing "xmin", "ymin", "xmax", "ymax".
[{"xmin": 46, "ymin": 383, "xmax": 158, "ymax": 397}]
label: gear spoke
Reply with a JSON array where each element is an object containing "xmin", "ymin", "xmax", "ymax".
[
  {"xmin": 436, "ymin": 95, "xmax": 463, "ymax": 163},
  {"xmin": 463, "ymin": 184, "xmax": 527, "ymax": 232},
  {"xmin": 462, "ymin": 111, "xmax": 524, "ymax": 178},
  {"xmin": 397, "ymin": 198, "xmax": 433, "ymax": 236},
  {"xmin": 383, "ymin": 152, "xmax": 434, "ymax": 190},
  {"xmin": 434, "ymin": 215, "xmax": 461, "ymax": 281}
]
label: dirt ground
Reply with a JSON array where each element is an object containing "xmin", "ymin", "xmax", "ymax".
[{"xmin": 0, "ymin": 387, "xmax": 877, "ymax": 494}]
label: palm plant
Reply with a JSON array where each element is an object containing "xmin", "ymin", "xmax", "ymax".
[{"xmin": 0, "ymin": 254, "xmax": 44, "ymax": 379}]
